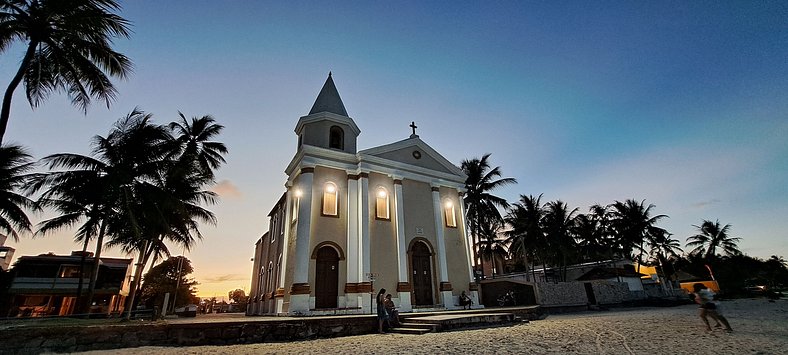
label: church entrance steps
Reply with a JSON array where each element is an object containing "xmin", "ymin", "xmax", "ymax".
[{"xmin": 388, "ymin": 312, "xmax": 517, "ymax": 334}]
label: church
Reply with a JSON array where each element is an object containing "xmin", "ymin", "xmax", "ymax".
[{"xmin": 248, "ymin": 74, "xmax": 479, "ymax": 316}]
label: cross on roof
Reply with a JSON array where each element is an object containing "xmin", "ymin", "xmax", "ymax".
[{"xmin": 410, "ymin": 121, "xmax": 418, "ymax": 137}]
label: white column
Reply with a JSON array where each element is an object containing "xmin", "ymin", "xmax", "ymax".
[
  {"xmin": 358, "ymin": 173, "xmax": 372, "ymax": 313},
  {"xmin": 289, "ymin": 168, "xmax": 314, "ymax": 314},
  {"xmin": 431, "ymin": 185, "xmax": 453, "ymax": 308},
  {"xmin": 345, "ymin": 174, "xmax": 360, "ymax": 308},
  {"xmin": 393, "ymin": 179, "xmax": 412, "ymax": 312}
]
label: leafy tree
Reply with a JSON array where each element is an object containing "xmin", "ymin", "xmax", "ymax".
[
  {"xmin": 608, "ymin": 199, "xmax": 667, "ymax": 268},
  {"xmin": 686, "ymin": 219, "xmax": 741, "ymax": 259},
  {"xmin": 542, "ymin": 200, "xmax": 578, "ymax": 281},
  {"xmin": 476, "ymin": 215, "xmax": 508, "ymax": 278},
  {"xmin": 139, "ymin": 256, "xmax": 199, "ymax": 311},
  {"xmin": 28, "ymin": 109, "xmax": 171, "ymax": 313},
  {"xmin": 461, "ymin": 153, "xmax": 516, "ymax": 275},
  {"xmin": 0, "ymin": 0, "xmax": 132, "ymax": 145},
  {"xmin": 504, "ymin": 194, "xmax": 544, "ymax": 281},
  {"xmin": 573, "ymin": 204, "xmax": 614, "ymax": 263},
  {"xmin": 0, "ymin": 144, "xmax": 36, "ymax": 241},
  {"xmin": 27, "ymin": 109, "xmax": 226, "ymax": 317}
]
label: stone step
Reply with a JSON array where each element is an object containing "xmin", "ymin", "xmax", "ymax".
[
  {"xmin": 388, "ymin": 326, "xmax": 433, "ymax": 335},
  {"xmin": 397, "ymin": 322, "xmax": 438, "ymax": 331}
]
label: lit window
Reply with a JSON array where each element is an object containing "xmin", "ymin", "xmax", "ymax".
[
  {"xmin": 375, "ymin": 187, "xmax": 390, "ymax": 220},
  {"xmin": 329, "ymin": 126, "xmax": 344, "ymax": 150},
  {"xmin": 322, "ymin": 182, "xmax": 338, "ymax": 216},
  {"xmin": 291, "ymin": 189, "xmax": 301, "ymax": 222},
  {"xmin": 444, "ymin": 200, "xmax": 457, "ymax": 227}
]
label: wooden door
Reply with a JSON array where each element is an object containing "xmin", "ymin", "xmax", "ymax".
[
  {"xmin": 315, "ymin": 246, "xmax": 339, "ymax": 309},
  {"xmin": 411, "ymin": 242, "xmax": 433, "ymax": 306}
]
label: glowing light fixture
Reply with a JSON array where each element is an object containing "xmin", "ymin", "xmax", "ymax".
[
  {"xmin": 294, "ymin": 189, "xmax": 303, "ymax": 197},
  {"xmin": 445, "ymin": 201, "xmax": 453, "ymax": 208},
  {"xmin": 377, "ymin": 188, "xmax": 387, "ymax": 198},
  {"xmin": 325, "ymin": 183, "xmax": 336, "ymax": 193}
]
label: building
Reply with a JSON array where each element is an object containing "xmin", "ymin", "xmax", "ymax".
[
  {"xmin": 249, "ymin": 74, "xmax": 478, "ymax": 316},
  {"xmin": 5, "ymin": 251, "xmax": 132, "ymax": 317},
  {"xmin": 0, "ymin": 235, "xmax": 14, "ymax": 271}
]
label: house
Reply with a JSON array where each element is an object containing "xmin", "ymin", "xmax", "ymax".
[
  {"xmin": 5, "ymin": 251, "xmax": 132, "ymax": 317},
  {"xmin": 248, "ymin": 74, "xmax": 478, "ymax": 316}
]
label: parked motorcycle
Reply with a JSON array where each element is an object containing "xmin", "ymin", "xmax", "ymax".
[{"xmin": 497, "ymin": 290, "xmax": 516, "ymax": 306}]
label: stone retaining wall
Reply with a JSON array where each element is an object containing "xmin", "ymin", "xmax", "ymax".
[{"xmin": 0, "ymin": 316, "xmax": 378, "ymax": 354}]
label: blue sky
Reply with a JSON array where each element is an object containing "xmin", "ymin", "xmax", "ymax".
[{"xmin": 2, "ymin": 1, "xmax": 786, "ymax": 298}]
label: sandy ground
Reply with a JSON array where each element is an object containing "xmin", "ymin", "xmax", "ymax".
[{"xmin": 77, "ymin": 298, "xmax": 788, "ymax": 355}]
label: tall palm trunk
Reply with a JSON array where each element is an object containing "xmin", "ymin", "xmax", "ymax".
[
  {"xmin": 75, "ymin": 237, "xmax": 89, "ymax": 309},
  {"xmin": 124, "ymin": 239, "xmax": 150, "ymax": 320},
  {"xmin": 84, "ymin": 221, "xmax": 107, "ymax": 315},
  {"xmin": 0, "ymin": 41, "xmax": 38, "ymax": 145}
]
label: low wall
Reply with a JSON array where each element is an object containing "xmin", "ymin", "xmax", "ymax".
[{"xmin": 0, "ymin": 316, "xmax": 378, "ymax": 354}]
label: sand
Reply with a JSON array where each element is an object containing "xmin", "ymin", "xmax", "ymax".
[{"xmin": 77, "ymin": 298, "xmax": 788, "ymax": 354}]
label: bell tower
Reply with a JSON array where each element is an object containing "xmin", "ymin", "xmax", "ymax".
[{"xmin": 294, "ymin": 73, "xmax": 360, "ymax": 154}]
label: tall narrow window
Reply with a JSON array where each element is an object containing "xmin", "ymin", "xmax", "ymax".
[
  {"xmin": 375, "ymin": 187, "xmax": 390, "ymax": 220},
  {"xmin": 291, "ymin": 190, "xmax": 301, "ymax": 222},
  {"xmin": 444, "ymin": 200, "xmax": 457, "ymax": 227},
  {"xmin": 329, "ymin": 126, "xmax": 344, "ymax": 150},
  {"xmin": 271, "ymin": 214, "xmax": 278, "ymax": 243},
  {"xmin": 322, "ymin": 182, "xmax": 338, "ymax": 216}
]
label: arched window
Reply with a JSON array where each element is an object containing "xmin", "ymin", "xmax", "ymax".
[
  {"xmin": 322, "ymin": 182, "xmax": 338, "ymax": 216},
  {"xmin": 444, "ymin": 200, "xmax": 457, "ymax": 227},
  {"xmin": 329, "ymin": 126, "xmax": 344, "ymax": 150},
  {"xmin": 375, "ymin": 187, "xmax": 390, "ymax": 220}
]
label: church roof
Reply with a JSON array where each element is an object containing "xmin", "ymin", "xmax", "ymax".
[{"xmin": 309, "ymin": 72, "xmax": 348, "ymax": 117}]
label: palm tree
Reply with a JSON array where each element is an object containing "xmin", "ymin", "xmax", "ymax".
[
  {"xmin": 542, "ymin": 200, "xmax": 578, "ymax": 281},
  {"xmin": 168, "ymin": 113, "xmax": 228, "ymax": 179},
  {"xmin": 608, "ymin": 199, "xmax": 667, "ymax": 268},
  {"xmin": 28, "ymin": 110, "xmax": 171, "ymax": 313},
  {"xmin": 115, "ymin": 113, "xmax": 225, "ymax": 319},
  {"xmin": 686, "ymin": 219, "xmax": 741, "ymax": 259},
  {"xmin": 0, "ymin": 144, "xmax": 36, "ymax": 241},
  {"xmin": 0, "ymin": 0, "xmax": 132, "ymax": 145},
  {"xmin": 504, "ymin": 194, "xmax": 544, "ymax": 281},
  {"xmin": 647, "ymin": 229, "xmax": 682, "ymax": 289},
  {"xmin": 461, "ymin": 153, "xmax": 516, "ymax": 277},
  {"xmin": 476, "ymin": 215, "xmax": 508, "ymax": 278}
]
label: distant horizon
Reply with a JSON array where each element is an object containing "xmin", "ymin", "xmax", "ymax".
[{"xmin": 2, "ymin": 1, "xmax": 785, "ymax": 298}]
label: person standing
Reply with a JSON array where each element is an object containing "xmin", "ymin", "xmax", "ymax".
[
  {"xmin": 693, "ymin": 283, "xmax": 733, "ymax": 332},
  {"xmin": 376, "ymin": 288, "xmax": 388, "ymax": 333}
]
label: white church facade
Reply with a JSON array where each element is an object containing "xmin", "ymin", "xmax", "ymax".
[{"xmin": 248, "ymin": 74, "xmax": 479, "ymax": 316}]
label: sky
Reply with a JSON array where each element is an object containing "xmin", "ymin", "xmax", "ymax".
[{"xmin": 1, "ymin": 1, "xmax": 786, "ymax": 299}]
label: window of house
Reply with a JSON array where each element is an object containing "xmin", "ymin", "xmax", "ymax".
[
  {"xmin": 329, "ymin": 126, "xmax": 344, "ymax": 150},
  {"xmin": 322, "ymin": 182, "xmax": 338, "ymax": 216},
  {"xmin": 444, "ymin": 200, "xmax": 457, "ymax": 227},
  {"xmin": 375, "ymin": 187, "xmax": 390, "ymax": 220},
  {"xmin": 58, "ymin": 265, "xmax": 81, "ymax": 278}
]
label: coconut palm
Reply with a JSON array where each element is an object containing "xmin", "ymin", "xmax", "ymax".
[
  {"xmin": 28, "ymin": 109, "xmax": 171, "ymax": 313},
  {"xmin": 461, "ymin": 153, "xmax": 516, "ymax": 275},
  {"xmin": 647, "ymin": 229, "xmax": 682, "ymax": 287},
  {"xmin": 542, "ymin": 200, "xmax": 578, "ymax": 281},
  {"xmin": 504, "ymin": 194, "xmax": 544, "ymax": 281},
  {"xmin": 608, "ymin": 199, "xmax": 667, "ymax": 266},
  {"xmin": 0, "ymin": 144, "xmax": 36, "ymax": 241},
  {"xmin": 0, "ymin": 0, "xmax": 132, "ymax": 145},
  {"xmin": 168, "ymin": 113, "xmax": 228, "ymax": 179},
  {"xmin": 476, "ymin": 216, "xmax": 508, "ymax": 278},
  {"xmin": 686, "ymin": 219, "xmax": 741, "ymax": 259}
]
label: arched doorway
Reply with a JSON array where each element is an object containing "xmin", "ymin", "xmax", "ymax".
[
  {"xmin": 411, "ymin": 241, "xmax": 434, "ymax": 306},
  {"xmin": 315, "ymin": 246, "xmax": 339, "ymax": 308}
]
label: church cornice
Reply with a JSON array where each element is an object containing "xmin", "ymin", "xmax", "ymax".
[{"xmin": 294, "ymin": 112, "xmax": 361, "ymax": 136}]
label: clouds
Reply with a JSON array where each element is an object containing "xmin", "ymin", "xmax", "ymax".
[
  {"xmin": 211, "ymin": 180, "xmax": 242, "ymax": 199},
  {"xmin": 200, "ymin": 274, "xmax": 247, "ymax": 283}
]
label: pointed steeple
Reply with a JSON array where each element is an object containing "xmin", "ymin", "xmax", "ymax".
[{"xmin": 309, "ymin": 72, "xmax": 349, "ymax": 116}]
